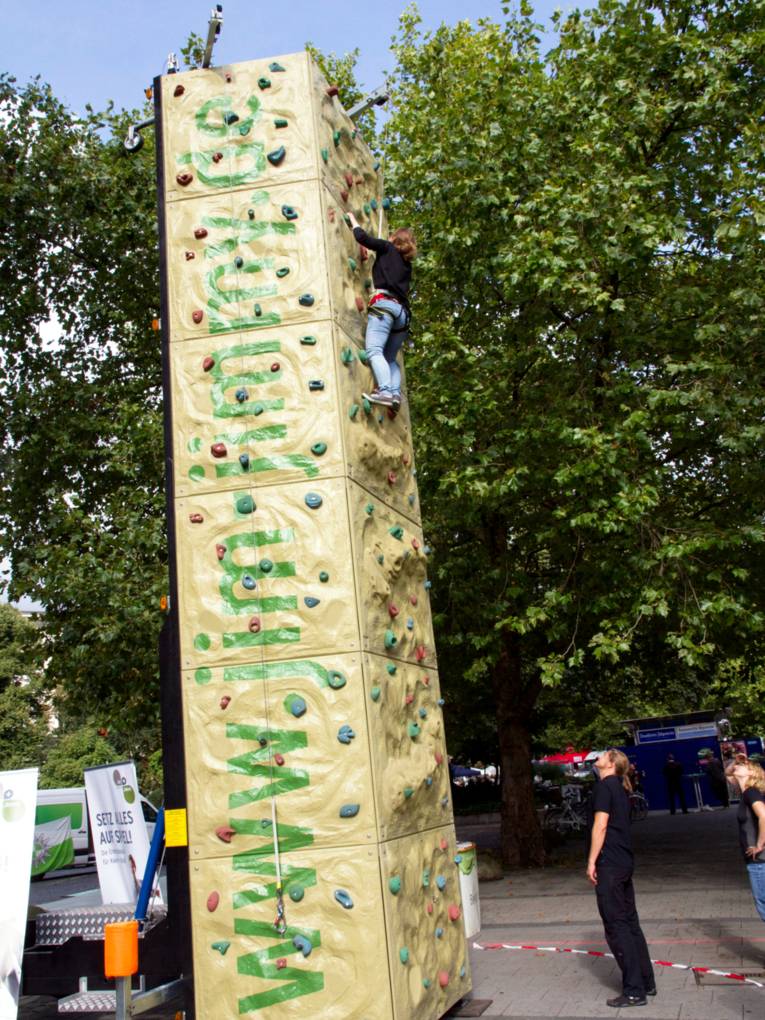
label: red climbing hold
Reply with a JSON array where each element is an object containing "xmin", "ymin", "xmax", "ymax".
[
  {"xmin": 435, "ymin": 752, "xmax": 444, "ymax": 765},
  {"xmin": 411, "ymin": 538, "xmax": 420, "ymax": 550},
  {"xmin": 426, "ymin": 902, "xmax": 434, "ymax": 915},
  {"xmin": 203, "ymin": 355, "xmax": 215, "ymax": 372},
  {"xmin": 448, "ymin": 905, "xmax": 461, "ymax": 922},
  {"xmin": 410, "ymin": 595, "xmax": 418, "ymax": 606},
  {"xmin": 194, "ymin": 227, "xmax": 208, "ymax": 239},
  {"xmin": 173, "ymin": 84, "xmax": 185, "ymax": 97},
  {"xmin": 326, "ymin": 85, "xmax": 340, "ymax": 97},
  {"xmin": 328, "ymin": 208, "xmax": 336, "ymax": 223},
  {"xmin": 340, "ymin": 189, "xmax": 349, "ymax": 202},
  {"xmin": 402, "ymin": 453, "xmax": 411, "ymax": 466},
  {"xmin": 249, "ymin": 617, "xmax": 261, "ymax": 634},
  {"xmin": 211, "ymin": 442, "xmax": 227, "ymax": 458},
  {"xmin": 271, "ymin": 362, "xmax": 280, "ymax": 372},
  {"xmin": 176, "ymin": 173, "xmax": 193, "ymax": 187},
  {"xmin": 274, "ymin": 753, "xmax": 285, "ymax": 766},
  {"xmin": 388, "ymin": 604, "xmax": 399, "ymax": 618},
  {"xmin": 192, "ymin": 310, "xmax": 204, "ymax": 324},
  {"xmin": 355, "ymin": 296, "xmax": 365, "ymax": 312},
  {"xmin": 440, "ymin": 837, "xmax": 449, "ymax": 851},
  {"xmin": 225, "ymin": 72, "xmax": 232, "ymax": 83},
  {"xmin": 185, "ymin": 250, "xmax": 195, "ymax": 261},
  {"xmin": 216, "ymin": 544, "xmax": 226, "ymax": 560},
  {"xmin": 405, "ymin": 693, "xmax": 414, "ymax": 705},
  {"xmin": 189, "ymin": 513, "xmax": 204, "ymax": 524},
  {"xmin": 438, "ymin": 972, "xmax": 450, "ymax": 989},
  {"xmin": 344, "ymin": 171, "xmax": 354, "ymax": 188},
  {"xmin": 215, "ymin": 826, "xmax": 235, "ymax": 844},
  {"xmin": 276, "ymin": 958, "xmax": 287, "ymax": 970},
  {"xmin": 388, "ymin": 471, "xmax": 397, "ymax": 485},
  {"xmin": 219, "ymin": 695, "xmax": 231, "ymax": 710},
  {"xmin": 387, "ymin": 408, "xmax": 397, "ymax": 420},
  {"xmin": 212, "ymin": 152, "xmax": 223, "ymax": 163},
  {"xmin": 422, "ymin": 675, "xmax": 429, "ymax": 686},
  {"xmin": 206, "ymin": 892, "xmax": 220, "ymax": 912},
  {"xmin": 415, "ymin": 645, "xmax": 427, "ymax": 662}
]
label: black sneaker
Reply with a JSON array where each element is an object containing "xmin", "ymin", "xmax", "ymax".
[
  {"xmin": 645, "ymin": 985, "xmax": 657, "ymax": 997},
  {"xmin": 363, "ymin": 390, "xmax": 393, "ymax": 406},
  {"xmin": 391, "ymin": 394, "xmax": 401, "ymax": 412},
  {"xmin": 606, "ymin": 994, "xmax": 646, "ymax": 1007}
]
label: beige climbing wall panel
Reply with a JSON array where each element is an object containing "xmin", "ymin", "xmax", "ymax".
[{"xmin": 159, "ymin": 51, "xmax": 470, "ymax": 1018}]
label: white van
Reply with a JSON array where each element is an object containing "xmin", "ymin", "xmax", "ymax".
[{"xmin": 33, "ymin": 787, "xmax": 158, "ymax": 875}]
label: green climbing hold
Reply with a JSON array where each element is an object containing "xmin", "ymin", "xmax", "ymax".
[
  {"xmin": 259, "ymin": 558, "xmax": 273, "ymax": 574},
  {"xmin": 289, "ymin": 885, "xmax": 305, "ymax": 902},
  {"xmin": 408, "ymin": 722, "xmax": 421, "ymax": 739},
  {"xmin": 253, "ymin": 303, "xmax": 262, "ymax": 317},
  {"xmin": 327, "ymin": 670, "xmax": 347, "ymax": 689},
  {"xmin": 404, "ymin": 786, "xmax": 414, "ymax": 798},
  {"xmin": 348, "ymin": 403, "xmax": 360, "ymax": 419},
  {"xmin": 194, "ymin": 633, "xmax": 211, "ymax": 651},
  {"xmin": 319, "ymin": 571, "xmax": 329, "ymax": 583},
  {"xmin": 300, "ymin": 335, "xmax": 317, "ymax": 345},
  {"xmin": 195, "ymin": 667, "xmax": 212, "ymax": 685},
  {"xmin": 341, "ymin": 347, "xmax": 355, "ymax": 364},
  {"xmin": 384, "ymin": 630, "xmax": 398, "ymax": 649},
  {"xmin": 274, "ymin": 117, "xmax": 288, "ymax": 127},
  {"xmin": 362, "ymin": 397, "xmax": 372, "ymax": 415},
  {"xmin": 389, "ymin": 525, "xmax": 404, "ymax": 540},
  {"xmin": 358, "ymin": 350, "xmax": 370, "ymax": 364},
  {"xmin": 377, "ymin": 554, "xmax": 384, "ymax": 564},
  {"xmin": 299, "ymin": 294, "xmax": 315, "ymax": 306},
  {"xmin": 333, "ymin": 129, "xmax": 341, "ymax": 147},
  {"xmin": 267, "ymin": 146, "xmax": 286, "ymax": 166},
  {"xmin": 282, "ymin": 205, "xmax": 298, "ymax": 220},
  {"xmin": 236, "ymin": 495, "xmax": 255, "ymax": 515},
  {"xmin": 348, "ymin": 257, "xmax": 357, "ymax": 272},
  {"xmin": 370, "ymin": 197, "xmax": 378, "ymax": 210},
  {"xmin": 399, "ymin": 948, "xmax": 409, "ymax": 965},
  {"xmin": 188, "ymin": 466, "xmax": 205, "ymax": 482},
  {"xmin": 386, "ymin": 663, "xmax": 397, "ymax": 675},
  {"xmin": 239, "ymin": 124, "xmax": 250, "ymax": 136},
  {"xmin": 389, "ymin": 876, "xmax": 401, "ymax": 895},
  {"xmin": 269, "ymin": 62, "xmax": 286, "ymax": 72},
  {"xmin": 422, "ymin": 868, "xmax": 430, "ymax": 887},
  {"xmin": 276, "ymin": 267, "xmax": 290, "ymax": 278},
  {"xmin": 212, "ymin": 941, "xmax": 230, "ymax": 955},
  {"xmin": 320, "ymin": 147, "xmax": 329, "ymax": 163},
  {"xmin": 311, "ymin": 442, "xmax": 327, "ymax": 456},
  {"xmin": 370, "ymin": 686, "xmax": 381, "ymax": 702},
  {"xmin": 363, "ymin": 203, "xmax": 371, "ymax": 215},
  {"xmin": 258, "ymin": 77, "xmax": 271, "ymax": 90},
  {"xmin": 364, "ymin": 279, "xmax": 372, "ymax": 290}
]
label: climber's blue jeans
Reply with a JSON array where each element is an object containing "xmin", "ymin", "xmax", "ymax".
[
  {"xmin": 747, "ymin": 862, "xmax": 765, "ymax": 922},
  {"xmin": 365, "ymin": 298, "xmax": 408, "ymax": 397}
]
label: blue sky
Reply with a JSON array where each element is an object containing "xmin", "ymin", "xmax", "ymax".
[{"xmin": 2, "ymin": 1, "xmax": 569, "ymax": 116}]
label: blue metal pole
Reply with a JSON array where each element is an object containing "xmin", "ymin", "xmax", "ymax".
[{"xmin": 135, "ymin": 807, "xmax": 165, "ymax": 921}]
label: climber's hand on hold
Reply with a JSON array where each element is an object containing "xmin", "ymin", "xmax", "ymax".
[{"xmin": 347, "ymin": 211, "xmax": 359, "ymax": 230}]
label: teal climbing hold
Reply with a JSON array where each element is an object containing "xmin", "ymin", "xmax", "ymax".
[
  {"xmin": 404, "ymin": 786, "xmax": 414, "ymax": 798},
  {"xmin": 399, "ymin": 948, "xmax": 409, "ymax": 965},
  {"xmin": 408, "ymin": 723, "xmax": 421, "ymax": 739},
  {"xmin": 304, "ymin": 597, "xmax": 320, "ymax": 608},
  {"xmin": 224, "ymin": 112, "xmax": 239, "ymax": 125},
  {"xmin": 425, "ymin": 776, "xmax": 433, "ymax": 786},
  {"xmin": 319, "ymin": 570, "xmax": 329, "ymax": 582},
  {"xmin": 258, "ymin": 77, "xmax": 271, "ymax": 90},
  {"xmin": 239, "ymin": 124, "xmax": 250, "ymax": 136},
  {"xmin": 348, "ymin": 403, "xmax": 360, "ymax": 419},
  {"xmin": 348, "ymin": 257, "xmax": 357, "ymax": 272},
  {"xmin": 311, "ymin": 442, "xmax": 327, "ymax": 456},
  {"xmin": 423, "ymin": 979, "xmax": 431, "ymax": 989},
  {"xmin": 337, "ymin": 725, "xmax": 355, "ymax": 744},
  {"xmin": 292, "ymin": 935, "xmax": 312, "ymax": 957},
  {"xmin": 236, "ymin": 495, "xmax": 255, "ymax": 514},
  {"xmin": 384, "ymin": 630, "xmax": 397, "ymax": 649},
  {"xmin": 365, "ymin": 502, "xmax": 375, "ymax": 514},
  {"xmin": 419, "ymin": 707, "xmax": 427, "ymax": 718},
  {"xmin": 235, "ymin": 387, "xmax": 248, "ymax": 402},
  {"xmin": 363, "ymin": 203, "xmax": 371, "ymax": 215},
  {"xmin": 269, "ymin": 62, "xmax": 286, "ymax": 72},
  {"xmin": 386, "ymin": 663, "xmax": 396, "ymax": 675},
  {"xmin": 333, "ymin": 129, "xmax": 341, "ymax": 147},
  {"xmin": 289, "ymin": 885, "xmax": 305, "ymax": 902},
  {"xmin": 341, "ymin": 347, "xmax": 355, "ymax": 364},
  {"xmin": 308, "ymin": 379, "xmax": 324, "ymax": 390},
  {"xmin": 299, "ymin": 294, "xmax": 315, "ymax": 306},
  {"xmin": 259, "ymin": 558, "xmax": 273, "ymax": 574},
  {"xmin": 300, "ymin": 335, "xmax": 317, "ymax": 345},
  {"xmin": 358, "ymin": 350, "xmax": 370, "ymax": 364},
  {"xmin": 460, "ymin": 966, "xmax": 466, "ymax": 978},
  {"xmin": 253, "ymin": 303, "xmax": 262, "ymax": 316},
  {"xmin": 252, "ymin": 402, "xmax": 265, "ymax": 416},
  {"xmin": 286, "ymin": 694, "xmax": 307, "ymax": 718},
  {"xmin": 422, "ymin": 869, "xmax": 430, "ymax": 887},
  {"xmin": 373, "ymin": 160, "xmax": 381, "ymax": 171},
  {"xmin": 239, "ymin": 453, "xmax": 250, "ymax": 470},
  {"xmin": 436, "ymin": 875, "xmax": 446, "ymax": 891},
  {"xmin": 327, "ymin": 670, "xmax": 346, "ymax": 689},
  {"xmin": 274, "ymin": 117, "xmax": 288, "ymax": 127},
  {"xmin": 212, "ymin": 941, "xmax": 230, "ymax": 955},
  {"xmin": 334, "ymin": 889, "xmax": 354, "ymax": 910},
  {"xmin": 364, "ymin": 279, "xmax": 372, "ymax": 289},
  {"xmin": 389, "ymin": 525, "xmax": 404, "ymax": 540},
  {"xmin": 282, "ymin": 205, "xmax": 298, "ymax": 220},
  {"xmin": 340, "ymin": 803, "xmax": 360, "ymax": 818},
  {"xmin": 382, "ymin": 196, "xmax": 392, "ymax": 209},
  {"xmin": 424, "ymin": 580, "xmax": 432, "ymax": 590},
  {"xmin": 377, "ymin": 554, "xmax": 384, "ymax": 564},
  {"xmin": 304, "ymin": 492, "xmax": 323, "ymax": 509},
  {"xmin": 276, "ymin": 267, "xmax": 290, "ymax": 277},
  {"xmin": 370, "ymin": 198, "xmax": 378, "ymax": 210},
  {"xmin": 362, "ymin": 397, "xmax": 372, "ymax": 415},
  {"xmin": 234, "ymin": 256, "xmax": 244, "ymax": 269},
  {"xmin": 370, "ymin": 686, "xmax": 381, "ymax": 702},
  {"xmin": 320, "ymin": 147, "xmax": 329, "ymax": 163},
  {"xmin": 267, "ymin": 146, "xmax": 286, "ymax": 165},
  {"xmin": 389, "ymin": 876, "xmax": 401, "ymax": 895}
]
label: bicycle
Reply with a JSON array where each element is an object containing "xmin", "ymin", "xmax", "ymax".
[
  {"xmin": 629, "ymin": 791, "xmax": 649, "ymax": 821},
  {"xmin": 543, "ymin": 791, "xmax": 589, "ymax": 834}
]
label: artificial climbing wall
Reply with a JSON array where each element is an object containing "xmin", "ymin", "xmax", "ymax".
[{"xmin": 156, "ymin": 52, "xmax": 471, "ymax": 1019}]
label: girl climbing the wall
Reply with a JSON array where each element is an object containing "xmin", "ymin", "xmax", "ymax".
[{"xmin": 347, "ymin": 211, "xmax": 417, "ymax": 411}]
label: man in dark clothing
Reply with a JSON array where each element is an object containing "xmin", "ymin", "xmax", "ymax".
[
  {"xmin": 663, "ymin": 754, "xmax": 688, "ymax": 814},
  {"xmin": 587, "ymin": 749, "xmax": 655, "ymax": 1008},
  {"xmin": 702, "ymin": 750, "xmax": 730, "ymax": 807}
]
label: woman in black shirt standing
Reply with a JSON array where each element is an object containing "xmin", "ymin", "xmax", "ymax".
[
  {"xmin": 730, "ymin": 759, "xmax": 765, "ymax": 923},
  {"xmin": 587, "ymin": 749, "xmax": 655, "ymax": 1008},
  {"xmin": 347, "ymin": 211, "xmax": 417, "ymax": 411}
]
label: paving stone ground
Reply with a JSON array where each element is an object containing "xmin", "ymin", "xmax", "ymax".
[{"xmin": 454, "ymin": 806, "xmax": 765, "ymax": 1019}]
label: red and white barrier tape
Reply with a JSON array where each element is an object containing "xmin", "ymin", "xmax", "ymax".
[{"xmin": 473, "ymin": 941, "xmax": 765, "ymax": 990}]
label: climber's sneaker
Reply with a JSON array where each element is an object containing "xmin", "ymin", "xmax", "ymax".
[
  {"xmin": 391, "ymin": 393, "xmax": 402, "ymax": 413},
  {"xmin": 363, "ymin": 389, "xmax": 393, "ymax": 406}
]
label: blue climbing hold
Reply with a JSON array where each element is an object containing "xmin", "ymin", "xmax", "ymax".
[
  {"xmin": 235, "ymin": 387, "xmax": 248, "ymax": 402},
  {"xmin": 438, "ymin": 698, "xmax": 445, "ymax": 706},
  {"xmin": 407, "ymin": 617, "xmax": 414, "ymax": 630},
  {"xmin": 382, "ymin": 196, "xmax": 392, "ymax": 209},
  {"xmin": 304, "ymin": 492, "xmax": 323, "ymax": 509},
  {"xmin": 239, "ymin": 453, "xmax": 250, "ymax": 470},
  {"xmin": 299, "ymin": 294, "xmax": 315, "ymax": 306},
  {"xmin": 304, "ymin": 596, "xmax": 320, "ymax": 608},
  {"xmin": 337, "ymin": 725, "xmax": 355, "ymax": 744},
  {"xmin": 425, "ymin": 776, "xmax": 433, "ymax": 787},
  {"xmin": 435, "ymin": 927, "xmax": 444, "ymax": 939},
  {"xmin": 340, "ymin": 803, "xmax": 360, "ymax": 818},
  {"xmin": 308, "ymin": 379, "xmax": 325, "ymax": 390},
  {"xmin": 288, "ymin": 696, "xmax": 307, "ymax": 718},
  {"xmin": 293, "ymin": 935, "xmax": 312, "ymax": 957},
  {"xmin": 419, "ymin": 708, "xmax": 427, "ymax": 718},
  {"xmin": 334, "ymin": 889, "xmax": 354, "ymax": 909},
  {"xmin": 282, "ymin": 205, "xmax": 298, "ymax": 220},
  {"xmin": 436, "ymin": 875, "xmax": 447, "ymax": 891},
  {"xmin": 242, "ymin": 575, "xmax": 256, "ymax": 590},
  {"xmin": 424, "ymin": 580, "xmax": 433, "ymax": 590}
]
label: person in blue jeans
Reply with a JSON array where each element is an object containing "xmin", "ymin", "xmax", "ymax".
[
  {"xmin": 347, "ymin": 211, "xmax": 417, "ymax": 410},
  {"xmin": 730, "ymin": 759, "xmax": 765, "ymax": 922}
]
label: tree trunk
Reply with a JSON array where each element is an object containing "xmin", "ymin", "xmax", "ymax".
[{"xmin": 493, "ymin": 635, "xmax": 545, "ymax": 867}]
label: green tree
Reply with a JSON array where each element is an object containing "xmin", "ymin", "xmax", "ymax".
[
  {"xmin": 40, "ymin": 724, "xmax": 119, "ymax": 788},
  {"xmin": 0, "ymin": 604, "xmax": 48, "ymax": 770},
  {"xmin": 387, "ymin": 0, "xmax": 765, "ymax": 865}
]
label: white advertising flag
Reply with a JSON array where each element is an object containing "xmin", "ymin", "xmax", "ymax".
[
  {"xmin": 84, "ymin": 761, "xmax": 154, "ymax": 906},
  {"xmin": 0, "ymin": 767, "xmax": 38, "ymax": 1020}
]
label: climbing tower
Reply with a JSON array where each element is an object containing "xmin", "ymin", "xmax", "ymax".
[{"xmin": 156, "ymin": 52, "xmax": 471, "ymax": 1019}]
